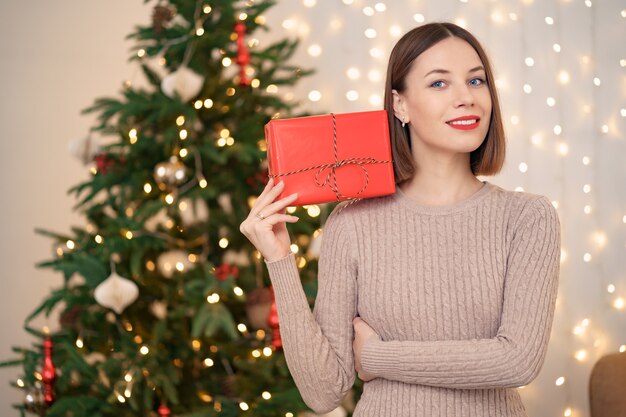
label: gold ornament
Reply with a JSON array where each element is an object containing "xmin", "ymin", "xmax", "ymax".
[{"xmin": 154, "ymin": 156, "xmax": 188, "ymax": 188}]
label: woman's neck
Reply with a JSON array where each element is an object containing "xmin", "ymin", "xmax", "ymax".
[{"xmin": 399, "ymin": 154, "xmax": 483, "ymax": 207}]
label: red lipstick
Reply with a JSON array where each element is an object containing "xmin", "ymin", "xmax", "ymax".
[{"xmin": 446, "ymin": 115, "xmax": 480, "ymax": 131}]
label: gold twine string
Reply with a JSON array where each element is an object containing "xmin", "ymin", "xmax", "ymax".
[{"xmin": 268, "ymin": 113, "xmax": 392, "ymax": 214}]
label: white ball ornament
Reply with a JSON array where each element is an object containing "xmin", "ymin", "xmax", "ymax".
[
  {"xmin": 94, "ymin": 272, "xmax": 139, "ymax": 314},
  {"xmin": 223, "ymin": 250, "xmax": 250, "ymax": 267},
  {"xmin": 178, "ymin": 198, "xmax": 209, "ymax": 226},
  {"xmin": 154, "ymin": 156, "xmax": 188, "ymax": 187},
  {"xmin": 68, "ymin": 135, "xmax": 100, "ymax": 165},
  {"xmin": 161, "ymin": 65, "xmax": 204, "ymax": 102},
  {"xmin": 217, "ymin": 193, "xmax": 233, "ymax": 214},
  {"xmin": 157, "ymin": 250, "xmax": 193, "ymax": 278}
]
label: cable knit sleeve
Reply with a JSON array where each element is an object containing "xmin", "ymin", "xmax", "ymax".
[
  {"xmin": 360, "ymin": 196, "xmax": 561, "ymax": 389},
  {"xmin": 264, "ymin": 205, "xmax": 358, "ymax": 413}
]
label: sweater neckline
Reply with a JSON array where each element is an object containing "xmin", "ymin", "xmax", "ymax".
[{"xmin": 392, "ymin": 181, "xmax": 495, "ymax": 215}]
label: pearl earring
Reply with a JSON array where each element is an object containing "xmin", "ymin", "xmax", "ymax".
[{"xmin": 401, "ymin": 117, "xmax": 406, "ymax": 128}]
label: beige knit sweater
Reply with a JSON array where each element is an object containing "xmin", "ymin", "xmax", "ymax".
[{"xmin": 265, "ymin": 181, "xmax": 561, "ymax": 417}]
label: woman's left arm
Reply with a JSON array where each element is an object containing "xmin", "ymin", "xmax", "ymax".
[{"xmin": 357, "ymin": 196, "xmax": 561, "ymax": 389}]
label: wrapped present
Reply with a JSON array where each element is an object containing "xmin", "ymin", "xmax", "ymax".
[{"xmin": 264, "ymin": 110, "xmax": 396, "ymax": 206}]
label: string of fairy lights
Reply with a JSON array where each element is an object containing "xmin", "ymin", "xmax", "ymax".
[{"xmin": 258, "ymin": 0, "xmax": 625, "ymax": 416}]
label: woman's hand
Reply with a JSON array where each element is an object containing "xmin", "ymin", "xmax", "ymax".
[
  {"xmin": 239, "ymin": 178, "xmax": 300, "ymax": 262},
  {"xmin": 353, "ymin": 317, "xmax": 381, "ymax": 382}
]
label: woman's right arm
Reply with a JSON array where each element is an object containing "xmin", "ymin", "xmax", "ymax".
[{"xmin": 240, "ymin": 179, "xmax": 358, "ymax": 413}]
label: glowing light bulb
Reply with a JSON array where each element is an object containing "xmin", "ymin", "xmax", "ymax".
[
  {"xmin": 455, "ymin": 18, "xmax": 467, "ymax": 28},
  {"xmin": 608, "ymin": 284, "xmax": 616, "ymax": 293},
  {"xmin": 413, "ymin": 14, "xmax": 425, "ymax": 23},
  {"xmin": 553, "ymin": 44, "xmax": 561, "ymax": 53},
  {"xmin": 558, "ymin": 71, "xmax": 570, "ymax": 84},
  {"xmin": 308, "ymin": 90, "xmax": 321, "ymax": 102},
  {"xmin": 545, "ymin": 16, "xmax": 554, "ymax": 24},
  {"xmin": 346, "ymin": 67, "xmax": 361, "ymax": 79},
  {"xmin": 531, "ymin": 133, "xmax": 542, "ymax": 146},
  {"xmin": 564, "ymin": 408, "xmax": 572, "ymax": 417},
  {"xmin": 593, "ymin": 77, "xmax": 601, "ymax": 86},
  {"xmin": 239, "ymin": 402, "xmax": 249, "ymax": 411},
  {"xmin": 368, "ymin": 69, "xmax": 382, "ymax": 82},
  {"xmin": 510, "ymin": 115, "xmax": 520, "ymax": 125},
  {"xmin": 263, "ymin": 347, "xmax": 273, "ymax": 356},
  {"xmin": 555, "ymin": 376, "xmax": 565, "ymax": 386},
  {"xmin": 557, "ymin": 142, "xmax": 568, "ymax": 156},
  {"xmin": 518, "ymin": 162, "xmax": 528, "ymax": 173},
  {"xmin": 204, "ymin": 358, "xmax": 214, "ymax": 367},
  {"xmin": 525, "ymin": 57, "xmax": 535, "ymax": 67},
  {"xmin": 303, "ymin": 0, "xmax": 316, "ymax": 7},
  {"xmin": 575, "ymin": 350, "xmax": 587, "ymax": 361},
  {"xmin": 346, "ymin": 90, "xmax": 359, "ymax": 101},
  {"xmin": 546, "ymin": 97, "xmax": 556, "ymax": 107},
  {"xmin": 364, "ymin": 28, "xmax": 377, "ymax": 38},
  {"xmin": 582, "ymin": 156, "xmax": 590, "ymax": 165},
  {"xmin": 523, "ymin": 84, "xmax": 532, "ymax": 94},
  {"xmin": 554, "ymin": 125, "xmax": 563, "ymax": 135},
  {"xmin": 207, "ymin": 293, "xmax": 220, "ymax": 304},
  {"xmin": 369, "ymin": 94, "xmax": 382, "ymax": 106},
  {"xmin": 389, "ymin": 25, "xmax": 402, "ymax": 37},
  {"xmin": 140, "ymin": 346, "xmax": 149, "ymax": 355},
  {"xmin": 307, "ymin": 44, "xmax": 321, "ymax": 57},
  {"xmin": 363, "ymin": 6, "xmax": 374, "ymax": 16},
  {"xmin": 583, "ymin": 184, "xmax": 591, "ymax": 193},
  {"xmin": 583, "ymin": 253, "xmax": 592, "ymax": 262},
  {"xmin": 374, "ymin": 2, "xmax": 387, "ymax": 12},
  {"xmin": 222, "ymin": 57, "xmax": 232, "ymax": 67},
  {"xmin": 233, "ymin": 287, "xmax": 244, "ymax": 296},
  {"xmin": 262, "ymin": 391, "xmax": 272, "ymax": 399},
  {"xmin": 614, "ymin": 297, "xmax": 625, "ymax": 310},
  {"xmin": 584, "ymin": 205, "xmax": 592, "ymax": 214},
  {"xmin": 369, "ymin": 48, "xmax": 383, "ymax": 58},
  {"xmin": 282, "ymin": 19, "xmax": 295, "ymax": 30}
]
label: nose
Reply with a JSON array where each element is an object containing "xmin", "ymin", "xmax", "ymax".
[{"xmin": 453, "ymin": 84, "xmax": 475, "ymax": 108}]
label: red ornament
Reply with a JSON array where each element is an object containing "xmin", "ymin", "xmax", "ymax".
[
  {"xmin": 246, "ymin": 171, "xmax": 268, "ymax": 189},
  {"xmin": 214, "ymin": 264, "xmax": 239, "ymax": 281},
  {"xmin": 94, "ymin": 153, "xmax": 114, "ymax": 174},
  {"xmin": 94, "ymin": 153, "xmax": 125, "ymax": 175},
  {"xmin": 158, "ymin": 403, "xmax": 171, "ymax": 417},
  {"xmin": 267, "ymin": 287, "xmax": 282, "ymax": 349},
  {"xmin": 234, "ymin": 20, "xmax": 251, "ymax": 86},
  {"xmin": 41, "ymin": 336, "xmax": 56, "ymax": 406}
]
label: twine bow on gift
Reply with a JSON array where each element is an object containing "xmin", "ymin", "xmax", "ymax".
[{"xmin": 269, "ymin": 113, "xmax": 392, "ymax": 208}]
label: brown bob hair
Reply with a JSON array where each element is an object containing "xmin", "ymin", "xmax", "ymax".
[{"xmin": 384, "ymin": 22, "xmax": 506, "ymax": 184}]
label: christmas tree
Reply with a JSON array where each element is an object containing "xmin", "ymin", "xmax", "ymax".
[{"xmin": 0, "ymin": 0, "xmax": 366, "ymax": 415}]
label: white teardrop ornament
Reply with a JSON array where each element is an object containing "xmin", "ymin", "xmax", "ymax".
[{"xmin": 94, "ymin": 272, "xmax": 139, "ymax": 314}]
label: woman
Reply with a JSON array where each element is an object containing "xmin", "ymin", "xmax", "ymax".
[{"xmin": 240, "ymin": 22, "xmax": 560, "ymax": 417}]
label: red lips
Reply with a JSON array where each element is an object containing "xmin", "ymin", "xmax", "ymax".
[{"xmin": 446, "ymin": 115, "xmax": 480, "ymax": 130}]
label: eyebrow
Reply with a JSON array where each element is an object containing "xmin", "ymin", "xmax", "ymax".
[{"xmin": 424, "ymin": 66, "xmax": 486, "ymax": 78}]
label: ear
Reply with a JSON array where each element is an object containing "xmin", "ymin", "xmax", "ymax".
[{"xmin": 391, "ymin": 89, "xmax": 408, "ymax": 124}]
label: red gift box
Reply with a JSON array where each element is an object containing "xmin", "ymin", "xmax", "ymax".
[{"xmin": 264, "ymin": 110, "xmax": 396, "ymax": 206}]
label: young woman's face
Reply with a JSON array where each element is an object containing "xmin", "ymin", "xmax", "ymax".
[{"xmin": 393, "ymin": 37, "xmax": 492, "ymax": 156}]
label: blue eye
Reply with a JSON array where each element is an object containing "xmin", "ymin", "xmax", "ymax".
[
  {"xmin": 469, "ymin": 78, "xmax": 486, "ymax": 86},
  {"xmin": 431, "ymin": 80, "xmax": 446, "ymax": 88}
]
